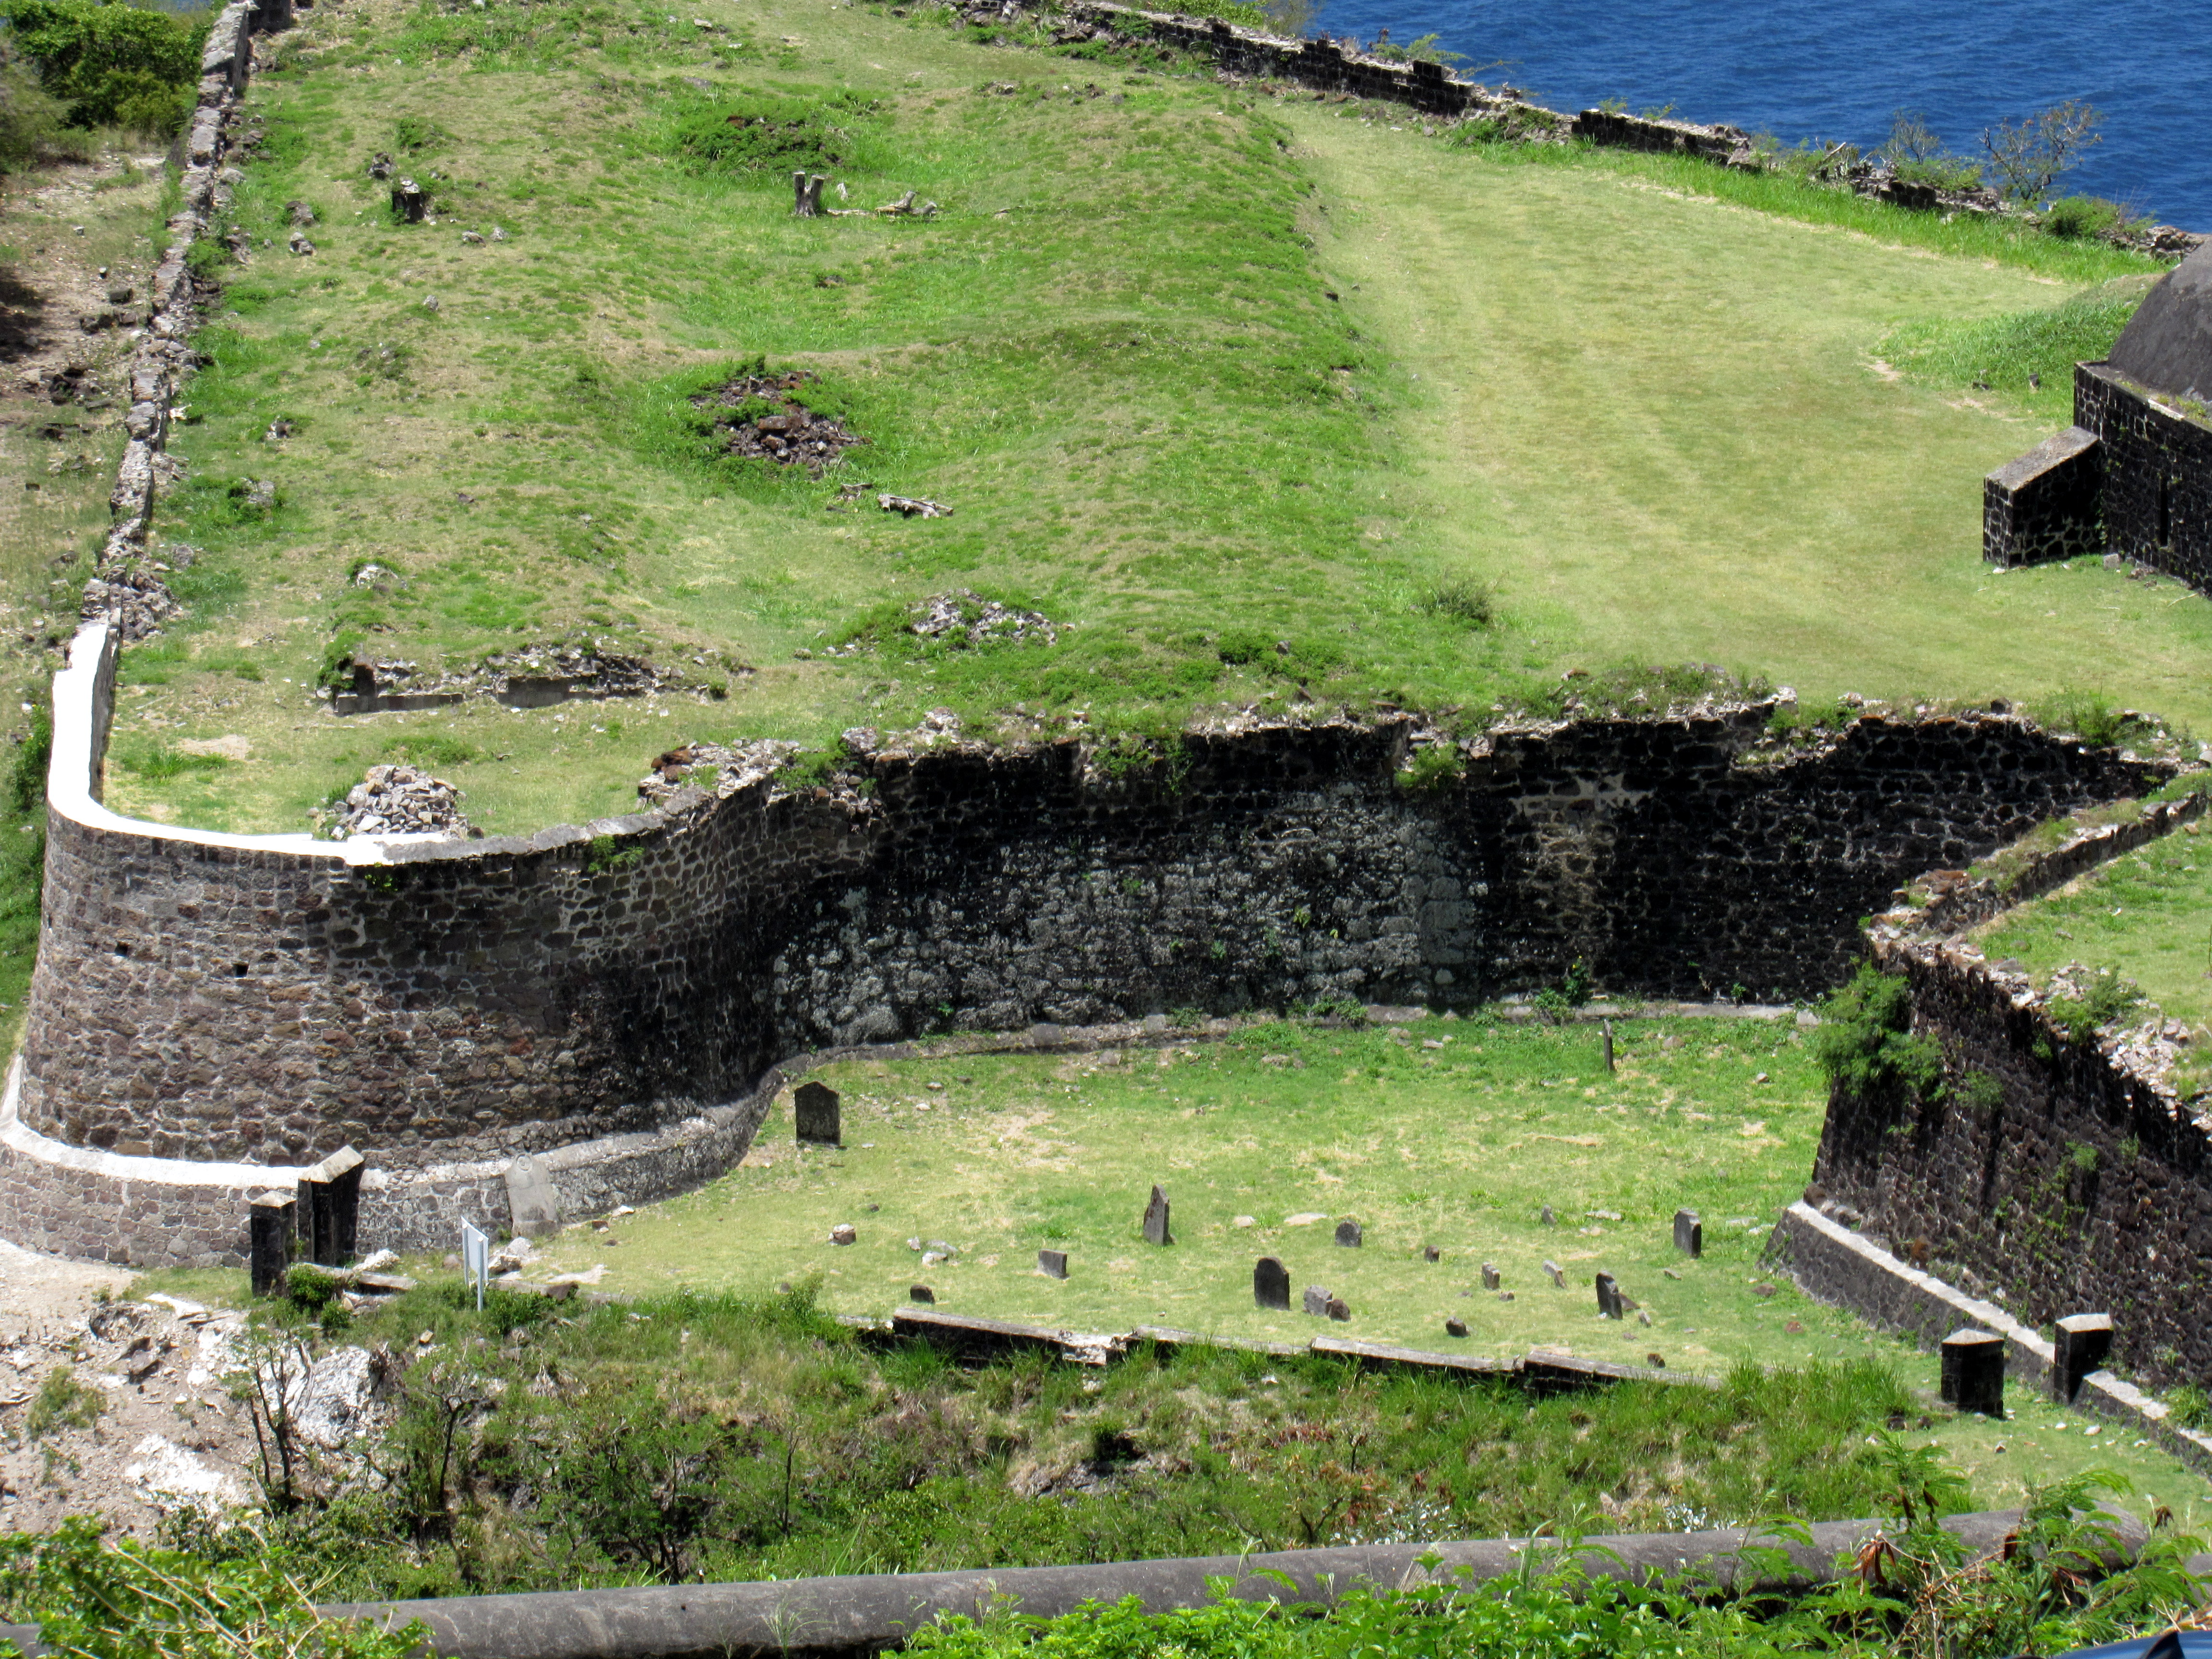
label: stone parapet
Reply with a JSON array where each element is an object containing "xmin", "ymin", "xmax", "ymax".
[{"xmin": 1984, "ymin": 425, "xmax": 2104, "ymax": 566}]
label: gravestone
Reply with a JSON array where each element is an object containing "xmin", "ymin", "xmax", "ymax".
[
  {"xmin": 1038, "ymin": 1249, "xmax": 1070, "ymax": 1280},
  {"xmin": 1142, "ymin": 1185, "xmax": 1173, "ymax": 1246},
  {"xmin": 911, "ymin": 1284, "xmax": 935, "ymax": 1304},
  {"xmin": 1422, "ymin": 1244, "xmax": 1440, "ymax": 1262},
  {"xmin": 1673, "ymin": 1209, "xmax": 1702, "ymax": 1258},
  {"xmin": 1542, "ymin": 1259, "xmax": 1565, "ymax": 1288},
  {"xmin": 1444, "ymin": 1316, "xmax": 1468, "ymax": 1338},
  {"xmin": 2052, "ymin": 1313, "xmax": 2114, "ymax": 1403},
  {"xmin": 1595, "ymin": 1272, "xmax": 1622, "ymax": 1319},
  {"xmin": 795, "ymin": 1081, "xmax": 842, "ymax": 1146},
  {"xmin": 1302, "ymin": 1285, "xmax": 1332, "ymax": 1317},
  {"xmin": 1325, "ymin": 1298, "xmax": 1350, "ymax": 1322},
  {"xmin": 1601, "ymin": 1020, "xmax": 1615, "ymax": 1073},
  {"xmin": 248, "ymin": 1191, "xmax": 293, "ymax": 1298},
  {"xmin": 1540, "ymin": 1205, "xmax": 1555, "ymax": 1226},
  {"xmin": 505, "ymin": 1152, "xmax": 562, "ymax": 1240},
  {"xmin": 1254, "ymin": 1257, "xmax": 1291, "ymax": 1310},
  {"xmin": 1940, "ymin": 1328, "xmax": 2007, "ymax": 1416},
  {"xmin": 1481, "ymin": 1263, "xmax": 1500, "ymax": 1291},
  {"xmin": 1334, "ymin": 1220, "xmax": 1362, "ymax": 1248},
  {"xmin": 299, "ymin": 1145, "xmax": 364, "ymax": 1266}
]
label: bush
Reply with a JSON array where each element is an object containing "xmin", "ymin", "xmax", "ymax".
[
  {"xmin": 1981, "ymin": 100, "xmax": 2104, "ymax": 205},
  {"xmin": 1417, "ymin": 577, "xmax": 1494, "ymax": 627},
  {"xmin": 2044, "ymin": 966, "xmax": 2145, "ymax": 1046},
  {"xmin": 2044, "ymin": 194, "xmax": 2129, "ymax": 239},
  {"xmin": 1810, "ymin": 964, "xmax": 1944, "ymax": 1098},
  {"xmin": 663, "ymin": 90, "xmax": 883, "ymax": 176},
  {"xmin": 1883, "ymin": 109, "xmax": 1982, "ymax": 191},
  {"xmin": 2036, "ymin": 688, "xmax": 2145, "ymax": 750},
  {"xmin": 4, "ymin": 0, "xmax": 207, "ymax": 132}
]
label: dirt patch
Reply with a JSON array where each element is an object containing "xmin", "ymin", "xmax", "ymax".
[{"xmin": 691, "ymin": 371, "xmax": 864, "ymax": 474}]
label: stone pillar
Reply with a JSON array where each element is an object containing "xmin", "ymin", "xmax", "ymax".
[
  {"xmin": 2052, "ymin": 1313, "xmax": 2114, "ymax": 1403},
  {"xmin": 249, "ymin": 1190, "xmax": 293, "ymax": 1297},
  {"xmin": 795, "ymin": 1081, "xmax": 841, "ymax": 1146},
  {"xmin": 1940, "ymin": 1329, "xmax": 2006, "ymax": 1416},
  {"xmin": 298, "ymin": 1145, "xmax": 363, "ymax": 1266},
  {"xmin": 1595, "ymin": 1272, "xmax": 1622, "ymax": 1319},
  {"xmin": 1142, "ymin": 1185, "xmax": 1171, "ymax": 1246}
]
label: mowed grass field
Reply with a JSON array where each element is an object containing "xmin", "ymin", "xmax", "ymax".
[
  {"xmin": 468, "ymin": 1012, "xmax": 2204, "ymax": 1523},
  {"xmin": 94, "ymin": 0, "xmax": 2208, "ymax": 838}
]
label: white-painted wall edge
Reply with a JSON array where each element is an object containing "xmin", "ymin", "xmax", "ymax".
[{"xmin": 53, "ymin": 621, "xmax": 393, "ymax": 864}]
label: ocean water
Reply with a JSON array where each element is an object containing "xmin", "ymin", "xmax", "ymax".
[{"xmin": 1312, "ymin": 0, "xmax": 2212, "ymax": 231}]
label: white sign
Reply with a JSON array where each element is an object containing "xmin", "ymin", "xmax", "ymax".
[{"xmin": 461, "ymin": 1221, "xmax": 490, "ymax": 1312}]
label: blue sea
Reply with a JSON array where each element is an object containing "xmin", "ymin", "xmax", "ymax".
[{"xmin": 1313, "ymin": 0, "xmax": 2212, "ymax": 231}]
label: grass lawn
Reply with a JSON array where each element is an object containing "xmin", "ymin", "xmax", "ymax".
[
  {"xmin": 94, "ymin": 0, "xmax": 2212, "ymax": 838},
  {"xmin": 1976, "ymin": 817, "xmax": 2212, "ymax": 1035}
]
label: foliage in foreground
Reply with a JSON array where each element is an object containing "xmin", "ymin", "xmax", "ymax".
[
  {"xmin": 906, "ymin": 1467, "xmax": 2204, "ymax": 1659},
  {"xmin": 2, "ymin": 0, "xmax": 207, "ymax": 132},
  {"xmin": 0, "ymin": 1516, "xmax": 428, "ymax": 1659},
  {"xmin": 145, "ymin": 1281, "xmax": 1933, "ymax": 1602}
]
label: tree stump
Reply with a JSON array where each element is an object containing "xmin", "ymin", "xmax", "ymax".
[
  {"xmin": 392, "ymin": 178, "xmax": 428, "ymax": 223},
  {"xmin": 792, "ymin": 171, "xmax": 827, "ymax": 216}
]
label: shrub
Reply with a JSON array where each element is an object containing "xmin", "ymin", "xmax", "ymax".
[
  {"xmin": 663, "ymin": 91, "xmax": 883, "ymax": 176},
  {"xmin": 1955, "ymin": 1070, "xmax": 2004, "ymax": 1116},
  {"xmin": 2169, "ymin": 1383, "xmax": 2212, "ymax": 1430},
  {"xmin": 2044, "ymin": 966, "xmax": 2144, "ymax": 1046},
  {"xmin": 1884, "ymin": 109, "xmax": 1982, "ymax": 191},
  {"xmin": 2036, "ymin": 688, "xmax": 2145, "ymax": 750},
  {"xmin": 1810, "ymin": 964, "xmax": 1943, "ymax": 1098},
  {"xmin": 24, "ymin": 1366, "xmax": 100, "ymax": 1440},
  {"xmin": 1982, "ymin": 100, "xmax": 2104, "ymax": 204},
  {"xmin": 4, "ymin": 0, "xmax": 207, "ymax": 132},
  {"xmin": 2044, "ymin": 194, "xmax": 2130, "ymax": 239},
  {"xmin": 1417, "ymin": 577, "xmax": 1494, "ymax": 627}
]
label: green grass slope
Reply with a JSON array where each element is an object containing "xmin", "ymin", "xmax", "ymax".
[{"xmin": 96, "ymin": 0, "xmax": 2206, "ymax": 835}]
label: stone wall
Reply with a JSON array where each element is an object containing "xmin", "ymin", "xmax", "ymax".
[
  {"xmin": 2077, "ymin": 361, "xmax": 2212, "ymax": 585},
  {"xmin": 1983, "ymin": 426, "xmax": 2104, "ymax": 566},
  {"xmin": 1807, "ymin": 927, "xmax": 2212, "ymax": 1391}
]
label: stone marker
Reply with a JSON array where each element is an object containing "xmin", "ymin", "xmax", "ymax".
[
  {"xmin": 2052, "ymin": 1313, "xmax": 2114, "ymax": 1403},
  {"xmin": 1254, "ymin": 1257, "xmax": 1291, "ymax": 1310},
  {"xmin": 1302, "ymin": 1285, "xmax": 1331, "ymax": 1317},
  {"xmin": 1038, "ymin": 1249, "xmax": 1070, "ymax": 1279},
  {"xmin": 300, "ymin": 1145, "xmax": 365, "ymax": 1265},
  {"xmin": 830, "ymin": 1223, "xmax": 856, "ymax": 1246},
  {"xmin": 1542, "ymin": 1259, "xmax": 1565, "ymax": 1288},
  {"xmin": 1481, "ymin": 1262, "xmax": 1501, "ymax": 1291},
  {"xmin": 1595, "ymin": 1272, "xmax": 1622, "ymax": 1319},
  {"xmin": 1601, "ymin": 1019, "xmax": 1615, "ymax": 1073},
  {"xmin": 794, "ymin": 1081, "xmax": 842, "ymax": 1146},
  {"xmin": 392, "ymin": 178, "xmax": 428, "ymax": 222},
  {"xmin": 249, "ymin": 1191, "xmax": 294, "ymax": 1298},
  {"xmin": 1334, "ymin": 1219, "xmax": 1362, "ymax": 1248},
  {"xmin": 1940, "ymin": 1328, "xmax": 2007, "ymax": 1416},
  {"xmin": 1444, "ymin": 1316, "xmax": 1468, "ymax": 1338},
  {"xmin": 1647, "ymin": 1353, "xmax": 1666, "ymax": 1368},
  {"xmin": 1422, "ymin": 1244, "xmax": 1440, "ymax": 1262},
  {"xmin": 1325, "ymin": 1298, "xmax": 1350, "ymax": 1322},
  {"xmin": 1673, "ymin": 1208, "xmax": 1702, "ymax": 1257},
  {"xmin": 1142, "ymin": 1184, "xmax": 1173, "ymax": 1246},
  {"xmin": 1540, "ymin": 1205, "xmax": 1555, "ymax": 1226},
  {"xmin": 1497, "ymin": 1290, "xmax": 1515, "ymax": 1302},
  {"xmin": 504, "ymin": 1152, "xmax": 562, "ymax": 1240},
  {"xmin": 911, "ymin": 1284, "xmax": 935, "ymax": 1304}
]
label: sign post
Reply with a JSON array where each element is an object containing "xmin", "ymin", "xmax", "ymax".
[{"xmin": 461, "ymin": 1221, "xmax": 490, "ymax": 1312}]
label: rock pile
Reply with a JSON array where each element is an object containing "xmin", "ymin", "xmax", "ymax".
[
  {"xmin": 80, "ymin": 560, "xmax": 182, "ymax": 642},
  {"xmin": 636, "ymin": 738, "xmax": 798, "ymax": 805},
  {"xmin": 907, "ymin": 590, "xmax": 1063, "ymax": 647},
  {"xmin": 334, "ymin": 764, "xmax": 471, "ymax": 840},
  {"xmin": 690, "ymin": 370, "xmax": 863, "ymax": 475}
]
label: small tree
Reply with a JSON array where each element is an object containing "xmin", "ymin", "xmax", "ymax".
[{"xmin": 1981, "ymin": 100, "xmax": 2104, "ymax": 205}]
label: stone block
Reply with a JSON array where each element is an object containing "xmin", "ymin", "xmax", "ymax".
[
  {"xmin": 794, "ymin": 1081, "xmax": 840, "ymax": 1145},
  {"xmin": 1984, "ymin": 426, "xmax": 2103, "ymax": 568},
  {"xmin": 299, "ymin": 1145, "xmax": 362, "ymax": 1265},
  {"xmin": 1940, "ymin": 1328, "xmax": 2007, "ymax": 1416},
  {"xmin": 1142, "ymin": 1184, "xmax": 1171, "ymax": 1246},
  {"xmin": 1254, "ymin": 1256, "xmax": 1289, "ymax": 1309},
  {"xmin": 1302, "ymin": 1285, "xmax": 1331, "ymax": 1317},
  {"xmin": 248, "ymin": 1190, "xmax": 292, "ymax": 1296},
  {"xmin": 2052, "ymin": 1312, "xmax": 2114, "ymax": 1403},
  {"xmin": 1673, "ymin": 1209, "xmax": 1701, "ymax": 1257},
  {"xmin": 505, "ymin": 1152, "xmax": 561, "ymax": 1239},
  {"xmin": 1334, "ymin": 1219, "xmax": 1362, "ymax": 1248},
  {"xmin": 1037, "ymin": 1248, "xmax": 1069, "ymax": 1279},
  {"xmin": 1595, "ymin": 1272, "xmax": 1622, "ymax": 1319}
]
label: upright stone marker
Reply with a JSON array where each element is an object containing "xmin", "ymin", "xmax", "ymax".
[
  {"xmin": 1037, "ymin": 1249, "xmax": 1070, "ymax": 1279},
  {"xmin": 505, "ymin": 1152, "xmax": 562, "ymax": 1240},
  {"xmin": 1595, "ymin": 1272, "xmax": 1622, "ymax": 1319},
  {"xmin": 911, "ymin": 1284, "xmax": 935, "ymax": 1304},
  {"xmin": 794, "ymin": 1081, "xmax": 842, "ymax": 1146},
  {"xmin": 2052, "ymin": 1312, "xmax": 2114, "ymax": 1402},
  {"xmin": 249, "ymin": 1191, "xmax": 293, "ymax": 1298},
  {"xmin": 1673, "ymin": 1209, "xmax": 1702, "ymax": 1258},
  {"xmin": 1540, "ymin": 1205, "xmax": 1556, "ymax": 1226},
  {"xmin": 1142, "ymin": 1184, "xmax": 1173, "ymax": 1246},
  {"xmin": 1543, "ymin": 1259, "xmax": 1565, "ymax": 1288},
  {"xmin": 1254, "ymin": 1257, "xmax": 1291, "ymax": 1310},
  {"xmin": 1302, "ymin": 1285, "xmax": 1332, "ymax": 1317},
  {"xmin": 1481, "ymin": 1262, "xmax": 1501, "ymax": 1291},
  {"xmin": 1601, "ymin": 1020, "xmax": 1615, "ymax": 1074},
  {"xmin": 299, "ymin": 1145, "xmax": 364, "ymax": 1266},
  {"xmin": 1422, "ymin": 1244, "xmax": 1441, "ymax": 1262},
  {"xmin": 1940, "ymin": 1328, "xmax": 2007, "ymax": 1416},
  {"xmin": 1334, "ymin": 1219, "xmax": 1363, "ymax": 1248}
]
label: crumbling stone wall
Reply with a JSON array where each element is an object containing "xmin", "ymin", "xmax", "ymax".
[
  {"xmin": 20, "ymin": 648, "xmax": 2155, "ymax": 1178},
  {"xmin": 1808, "ymin": 932, "xmax": 2212, "ymax": 1390}
]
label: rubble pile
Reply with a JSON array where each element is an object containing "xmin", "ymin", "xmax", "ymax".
[
  {"xmin": 691, "ymin": 371, "xmax": 864, "ymax": 475},
  {"xmin": 637, "ymin": 738, "xmax": 799, "ymax": 804},
  {"xmin": 334, "ymin": 763, "xmax": 471, "ymax": 840},
  {"xmin": 79, "ymin": 560, "xmax": 183, "ymax": 642},
  {"xmin": 906, "ymin": 589, "xmax": 1062, "ymax": 647}
]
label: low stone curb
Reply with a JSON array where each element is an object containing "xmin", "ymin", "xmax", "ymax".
[{"xmin": 1764, "ymin": 1202, "xmax": 2212, "ymax": 1474}]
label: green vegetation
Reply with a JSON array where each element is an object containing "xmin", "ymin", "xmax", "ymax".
[
  {"xmin": 2, "ymin": 0, "xmax": 210, "ymax": 133},
  {"xmin": 85, "ymin": 0, "xmax": 2211, "ymax": 839},
  {"xmin": 1882, "ymin": 278, "xmax": 2156, "ymax": 423},
  {"xmin": 1976, "ymin": 822, "xmax": 2212, "ymax": 1034},
  {"xmin": 21, "ymin": 1367, "xmax": 100, "ymax": 1442},
  {"xmin": 1809, "ymin": 966, "xmax": 1942, "ymax": 1100}
]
